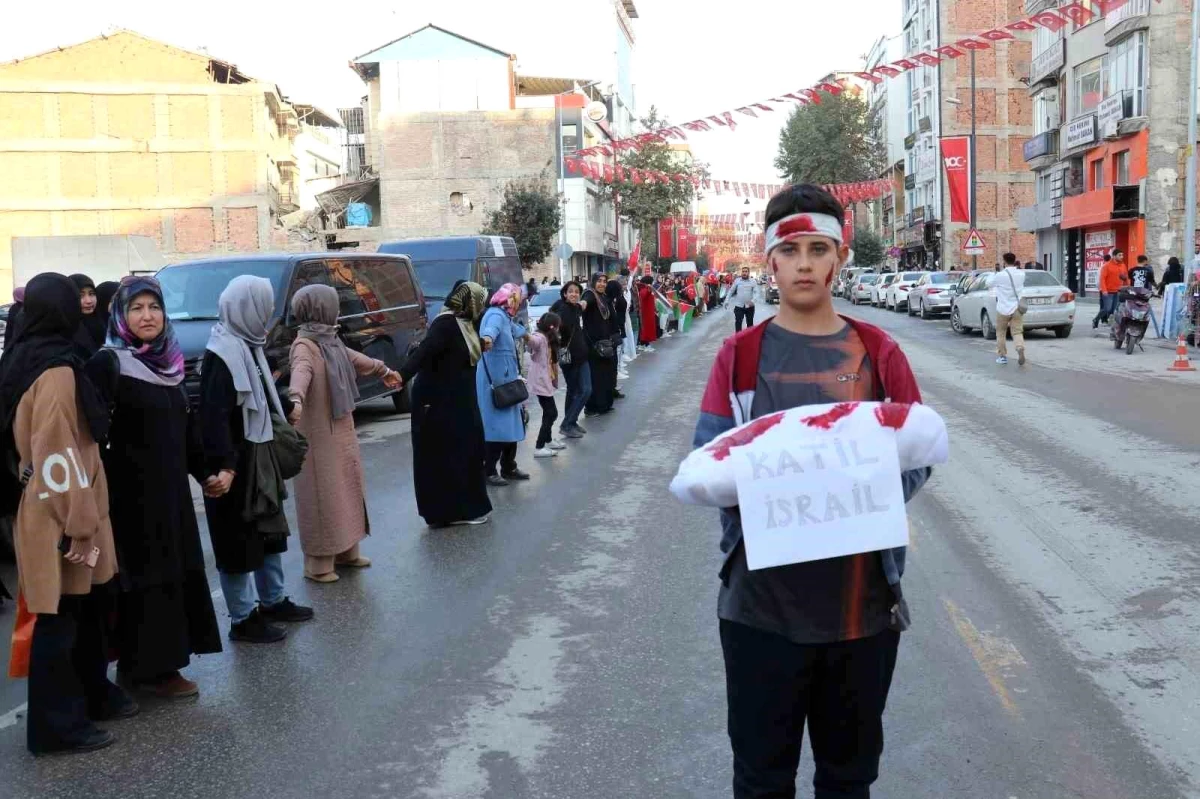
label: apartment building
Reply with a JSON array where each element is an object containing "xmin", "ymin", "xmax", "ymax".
[
  {"xmin": 0, "ymin": 30, "xmax": 307, "ymax": 294},
  {"xmin": 1017, "ymin": 0, "xmax": 1187, "ymax": 294},
  {"xmin": 900, "ymin": 0, "xmax": 944, "ymax": 268},
  {"xmin": 865, "ymin": 33, "xmax": 910, "ymax": 263}
]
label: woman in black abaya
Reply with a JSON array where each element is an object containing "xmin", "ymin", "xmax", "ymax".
[
  {"xmin": 68, "ymin": 274, "xmax": 106, "ymax": 355},
  {"xmin": 399, "ymin": 281, "xmax": 492, "ymax": 527},
  {"xmin": 582, "ymin": 273, "xmax": 617, "ymax": 416}
]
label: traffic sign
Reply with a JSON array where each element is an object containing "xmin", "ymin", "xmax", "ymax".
[
  {"xmin": 555, "ymin": 242, "xmax": 574, "ymax": 261},
  {"xmin": 962, "ymin": 228, "xmax": 986, "ymax": 255}
]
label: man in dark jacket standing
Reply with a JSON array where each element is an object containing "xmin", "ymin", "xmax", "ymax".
[{"xmin": 693, "ymin": 184, "xmax": 930, "ymax": 799}]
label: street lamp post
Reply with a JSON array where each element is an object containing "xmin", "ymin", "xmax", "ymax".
[
  {"xmin": 1184, "ymin": 0, "xmax": 1200, "ymax": 277},
  {"xmin": 969, "ymin": 48, "xmax": 978, "ymax": 272}
]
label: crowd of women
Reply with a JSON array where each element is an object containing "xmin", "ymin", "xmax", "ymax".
[{"xmin": 0, "ymin": 262, "xmax": 708, "ymax": 757}]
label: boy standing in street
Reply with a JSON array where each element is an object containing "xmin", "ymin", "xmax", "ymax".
[{"xmin": 693, "ymin": 184, "xmax": 931, "ymax": 799}]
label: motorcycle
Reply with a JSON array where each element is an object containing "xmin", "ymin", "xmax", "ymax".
[{"xmin": 1111, "ymin": 286, "xmax": 1152, "ymax": 354}]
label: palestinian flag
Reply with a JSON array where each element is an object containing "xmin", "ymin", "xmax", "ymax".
[{"xmin": 678, "ymin": 303, "xmax": 695, "ymax": 332}]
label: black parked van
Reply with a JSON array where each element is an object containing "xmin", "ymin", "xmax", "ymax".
[
  {"xmin": 157, "ymin": 252, "xmax": 426, "ymax": 413},
  {"xmin": 376, "ymin": 236, "xmax": 527, "ymax": 327}
]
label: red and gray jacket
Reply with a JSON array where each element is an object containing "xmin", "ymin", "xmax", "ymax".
[{"xmin": 691, "ymin": 315, "xmax": 930, "ymax": 589}]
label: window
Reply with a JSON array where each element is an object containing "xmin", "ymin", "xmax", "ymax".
[
  {"xmin": 1033, "ymin": 90, "xmax": 1060, "ymax": 135},
  {"xmin": 1109, "ymin": 32, "xmax": 1147, "ymax": 117},
  {"xmin": 1037, "ymin": 171, "xmax": 1055, "ymax": 202},
  {"xmin": 1033, "ymin": 26, "xmax": 1057, "ymax": 59},
  {"xmin": 326, "ymin": 258, "xmax": 419, "ymax": 332},
  {"xmin": 1115, "ymin": 150, "xmax": 1131, "ymax": 185},
  {"xmin": 1074, "ymin": 56, "xmax": 1106, "ymax": 115},
  {"xmin": 562, "ymin": 123, "xmax": 579, "ymax": 153},
  {"xmin": 1092, "ymin": 158, "xmax": 1105, "ymax": 190}
]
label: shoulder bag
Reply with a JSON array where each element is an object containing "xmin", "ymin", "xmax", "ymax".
[
  {"xmin": 1005, "ymin": 269, "xmax": 1028, "ymax": 315},
  {"xmin": 259, "ymin": 369, "xmax": 308, "ymax": 481},
  {"xmin": 592, "ymin": 337, "xmax": 616, "ymax": 359},
  {"xmin": 481, "ymin": 353, "xmax": 529, "ymax": 409}
]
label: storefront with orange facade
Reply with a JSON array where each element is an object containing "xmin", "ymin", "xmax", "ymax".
[{"xmin": 1061, "ymin": 128, "xmax": 1147, "ymax": 295}]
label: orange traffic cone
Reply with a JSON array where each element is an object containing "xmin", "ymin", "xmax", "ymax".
[{"xmin": 1168, "ymin": 335, "xmax": 1196, "ymax": 372}]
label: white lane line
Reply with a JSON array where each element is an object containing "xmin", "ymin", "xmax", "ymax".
[{"xmin": 0, "ymin": 703, "xmax": 26, "ymax": 731}]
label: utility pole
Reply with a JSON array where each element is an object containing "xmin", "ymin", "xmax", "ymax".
[
  {"xmin": 557, "ymin": 95, "xmax": 568, "ymax": 284},
  {"xmin": 969, "ymin": 48, "xmax": 978, "ymax": 272},
  {"xmin": 1184, "ymin": 0, "xmax": 1200, "ymax": 275}
]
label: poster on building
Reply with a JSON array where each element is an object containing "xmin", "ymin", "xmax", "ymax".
[
  {"xmin": 1083, "ymin": 229, "xmax": 1115, "ymax": 291},
  {"xmin": 940, "ymin": 136, "xmax": 972, "ymax": 224},
  {"xmin": 658, "ymin": 218, "xmax": 675, "ymax": 259}
]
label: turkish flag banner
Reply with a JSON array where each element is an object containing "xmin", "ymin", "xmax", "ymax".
[
  {"xmin": 659, "ymin": 218, "xmax": 676, "ymax": 259},
  {"xmin": 940, "ymin": 136, "xmax": 972, "ymax": 224},
  {"xmin": 677, "ymin": 227, "xmax": 692, "ymax": 260}
]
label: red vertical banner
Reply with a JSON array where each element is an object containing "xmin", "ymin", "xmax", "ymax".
[
  {"xmin": 677, "ymin": 227, "xmax": 692, "ymax": 260},
  {"xmin": 658, "ymin": 218, "xmax": 675, "ymax": 258},
  {"xmin": 842, "ymin": 209, "xmax": 856, "ymax": 247},
  {"xmin": 940, "ymin": 136, "xmax": 972, "ymax": 224}
]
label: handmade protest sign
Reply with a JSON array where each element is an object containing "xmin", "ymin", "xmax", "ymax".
[{"xmin": 730, "ymin": 419, "xmax": 908, "ymax": 571}]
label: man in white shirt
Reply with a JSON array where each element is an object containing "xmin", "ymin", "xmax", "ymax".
[
  {"xmin": 725, "ymin": 266, "xmax": 759, "ymax": 332},
  {"xmin": 994, "ymin": 251, "xmax": 1026, "ymax": 366}
]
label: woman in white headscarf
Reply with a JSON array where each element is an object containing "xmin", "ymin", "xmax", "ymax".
[
  {"xmin": 200, "ymin": 276, "xmax": 312, "ymax": 645},
  {"xmin": 286, "ymin": 285, "xmax": 401, "ymax": 582}
]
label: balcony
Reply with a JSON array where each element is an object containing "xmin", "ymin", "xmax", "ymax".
[
  {"xmin": 1024, "ymin": 0, "xmax": 1058, "ymax": 14},
  {"xmin": 1061, "ymin": 183, "xmax": 1141, "ymax": 229},
  {"xmin": 1023, "ymin": 130, "xmax": 1059, "ymax": 165},
  {"xmin": 1106, "ymin": 0, "xmax": 1151, "ymax": 42},
  {"xmin": 1029, "ymin": 40, "xmax": 1064, "ymax": 90}
]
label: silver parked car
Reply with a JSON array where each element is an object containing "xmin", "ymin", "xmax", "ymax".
[
  {"xmin": 907, "ymin": 272, "xmax": 964, "ymax": 319},
  {"xmin": 870, "ymin": 273, "xmax": 897, "ymax": 307},
  {"xmin": 950, "ymin": 270, "xmax": 1076, "ymax": 339},
  {"xmin": 849, "ymin": 273, "xmax": 879, "ymax": 305}
]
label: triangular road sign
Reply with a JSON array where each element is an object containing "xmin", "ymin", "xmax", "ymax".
[{"xmin": 962, "ymin": 228, "xmax": 986, "ymax": 254}]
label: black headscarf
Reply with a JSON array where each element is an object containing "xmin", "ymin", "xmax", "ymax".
[
  {"xmin": 95, "ymin": 281, "xmax": 120, "ymax": 328},
  {"xmin": 69, "ymin": 273, "xmax": 106, "ymax": 354},
  {"xmin": 0, "ymin": 273, "xmax": 110, "ymax": 443},
  {"xmin": 605, "ymin": 277, "xmax": 628, "ymax": 330}
]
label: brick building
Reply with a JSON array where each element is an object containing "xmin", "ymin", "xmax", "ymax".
[
  {"xmin": 0, "ymin": 30, "xmax": 305, "ymax": 295},
  {"xmin": 938, "ymin": 0, "xmax": 1035, "ymax": 269}
]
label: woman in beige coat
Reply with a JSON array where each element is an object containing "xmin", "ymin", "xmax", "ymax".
[
  {"xmin": 287, "ymin": 285, "xmax": 401, "ymax": 582},
  {"xmin": 0, "ymin": 273, "xmax": 135, "ymax": 756}
]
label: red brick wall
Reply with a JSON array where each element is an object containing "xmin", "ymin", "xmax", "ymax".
[
  {"xmin": 173, "ymin": 208, "xmax": 215, "ymax": 253},
  {"xmin": 225, "ymin": 207, "xmax": 259, "ymax": 251}
]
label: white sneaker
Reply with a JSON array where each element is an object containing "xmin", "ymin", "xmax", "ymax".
[
  {"xmin": 617, "ymin": 372, "xmax": 630, "ymax": 380},
  {"xmin": 547, "ymin": 441, "xmax": 567, "ymax": 451},
  {"xmin": 644, "ymin": 346, "xmax": 656, "ymax": 353},
  {"xmin": 533, "ymin": 447, "xmax": 557, "ymax": 458}
]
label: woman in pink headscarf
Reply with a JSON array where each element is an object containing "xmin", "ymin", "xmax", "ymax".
[{"xmin": 476, "ymin": 283, "xmax": 530, "ymax": 485}]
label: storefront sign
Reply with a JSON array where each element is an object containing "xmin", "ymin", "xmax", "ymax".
[
  {"xmin": 1030, "ymin": 39, "xmax": 1065, "ymax": 85},
  {"xmin": 1098, "ymin": 94, "xmax": 1125, "ymax": 138},
  {"xmin": 940, "ymin": 136, "xmax": 972, "ymax": 224},
  {"xmin": 1064, "ymin": 115, "xmax": 1097, "ymax": 150},
  {"xmin": 1083, "ymin": 229, "xmax": 1115, "ymax": 291}
]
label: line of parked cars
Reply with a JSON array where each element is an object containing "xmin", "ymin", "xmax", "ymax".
[{"xmin": 834, "ymin": 265, "xmax": 1077, "ymax": 339}]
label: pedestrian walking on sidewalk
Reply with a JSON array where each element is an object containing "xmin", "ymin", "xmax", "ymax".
[
  {"xmin": 994, "ymin": 252, "xmax": 1027, "ymax": 366},
  {"xmin": 551, "ymin": 281, "xmax": 591, "ymax": 438},
  {"xmin": 692, "ymin": 185, "xmax": 930, "ymax": 799},
  {"xmin": 528, "ymin": 312, "xmax": 565, "ymax": 458},
  {"xmin": 286, "ymin": 285, "xmax": 402, "ymax": 582},
  {"xmin": 1094, "ymin": 249, "xmax": 1129, "ymax": 328},
  {"xmin": 606, "ymin": 278, "xmax": 630, "ymax": 393},
  {"xmin": 0, "ymin": 273, "xmax": 134, "ymax": 756},
  {"xmin": 478, "ymin": 283, "xmax": 531, "ymax": 486},
  {"xmin": 200, "ymin": 276, "xmax": 313, "ymax": 645},
  {"xmin": 86, "ymin": 276, "xmax": 221, "ymax": 699},
  {"xmin": 400, "ymin": 281, "xmax": 492, "ymax": 527},
  {"xmin": 726, "ymin": 266, "xmax": 758, "ymax": 332}
]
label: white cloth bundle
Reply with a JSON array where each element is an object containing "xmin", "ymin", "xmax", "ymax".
[{"xmin": 671, "ymin": 401, "xmax": 949, "ymax": 508}]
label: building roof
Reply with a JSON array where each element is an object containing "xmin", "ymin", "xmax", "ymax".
[
  {"xmin": 293, "ymin": 103, "xmax": 343, "ymax": 129},
  {"xmin": 515, "ymin": 75, "xmax": 601, "ymax": 97},
  {"xmin": 0, "ymin": 28, "xmax": 255, "ymax": 83},
  {"xmin": 351, "ymin": 24, "xmax": 512, "ymax": 80}
]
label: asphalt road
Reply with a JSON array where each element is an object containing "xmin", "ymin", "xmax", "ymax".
[{"xmin": 0, "ymin": 297, "xmax": 1197, "ymax": 799}]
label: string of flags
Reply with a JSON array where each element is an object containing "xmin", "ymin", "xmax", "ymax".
[
  {"xmin": 564, "ymin": 158, "xmax": 893, "ymax": 204},
  {"xmin": 571, "ymin": 0, "xmax": 1145, "ymax": 156}
]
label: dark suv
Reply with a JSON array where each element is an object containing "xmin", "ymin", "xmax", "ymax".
[{"xmin": 157, "ymin": 253, "xmax": 427, "ymax": 413}]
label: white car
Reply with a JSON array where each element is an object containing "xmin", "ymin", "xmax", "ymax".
[
  {"xmin": 870, "ymin": 273, "xmax": 897, "ymax": 307},
  {"xmin": 526, "ymin": 289, "xmax": 557, "ymax": 328},
  {"xmin": 885, "ymin": 271, "xmax": 928, "ymax": 311},
  {"xmin": 950, "ymin": 270, "xmax": 1076, "ymax": 338},
  {"xmin": 849, "ymin": 273, "xmax": 879, "ymax": 305}
]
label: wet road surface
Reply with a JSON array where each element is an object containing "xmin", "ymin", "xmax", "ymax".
[{"xmin": 0, "ymin": 298, "xmax": 1197, "ymax": 798}]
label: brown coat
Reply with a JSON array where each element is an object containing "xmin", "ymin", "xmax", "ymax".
[
  {"xmin": 14, "ymin": 367, "xmax": 116, "ymax": 614},
  {"xmin": 287, "ymin": 338, "xmax": 387, "ymax": 557}
]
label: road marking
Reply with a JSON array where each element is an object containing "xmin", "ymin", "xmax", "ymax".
[
  {"xmin": 0, "ymin": 703, "xmax": 26, "ymax": 730},
  {"xmin": 942, "ymin": 597, "xmax": 1026, "ymax": 718}
]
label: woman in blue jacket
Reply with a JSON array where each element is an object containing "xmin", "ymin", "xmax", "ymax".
[{"xmin": 477, "ymin": 283, "xmax": 530, "ymax": 486}]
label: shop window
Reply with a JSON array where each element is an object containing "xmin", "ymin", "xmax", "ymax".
[{"xmin": 1114, "ymin": 151, "xmax": 1130, "ymax": 185}]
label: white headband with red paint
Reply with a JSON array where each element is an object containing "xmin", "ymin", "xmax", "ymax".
[{"xmin": 764, "ymin": 213, "xmax": 843, "ymax": 255}]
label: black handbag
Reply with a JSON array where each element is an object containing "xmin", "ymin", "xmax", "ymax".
[
  {"xmin": 592, "ymin": 337, "xmax": 616, "ymax": 359},
  {"xmin": 481, "ymin": 354, "xmax": 529, "ymax": 409},
  {"xmin": 258, "ymin": 370, "xmax": 308, "ymax": 480}
]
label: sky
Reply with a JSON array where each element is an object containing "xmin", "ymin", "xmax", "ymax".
[{"xmin": 2, "ymin": 0, "xmax": 899, "ymax": 216}]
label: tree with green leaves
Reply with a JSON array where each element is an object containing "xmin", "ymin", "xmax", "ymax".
[
  {"xmin": 481, "ymin": 175, "xmax": 562, "ymax": 269},
  {"xmin": 774, "ymin": 92, "xmax": 885, "ymax": 186},
  {"xmin": 598, "ymin": 107, "xmax": 710, "ymax": 263},
  {"xmin": 851, "ymin": 228, "xmax": 885, "ymax": 268}
]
